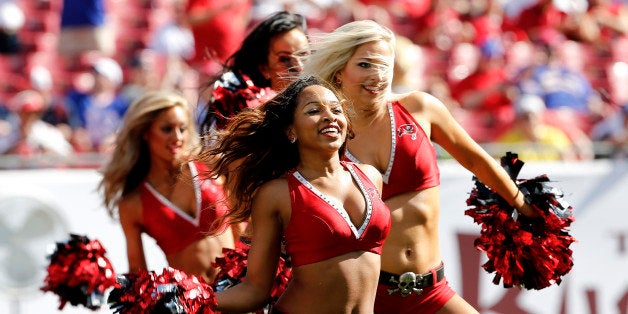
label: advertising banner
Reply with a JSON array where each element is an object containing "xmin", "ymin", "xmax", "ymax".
[{"xmin": 0, "ymin": 159, "xmax": 626, "ymax": 314}]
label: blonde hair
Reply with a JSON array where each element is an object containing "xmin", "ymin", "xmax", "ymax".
[
  {"xmin": 302, "ymin": 20, "xmax": 395, "ymax": 89},
  {"xmin": 99, "ymin": 91, "xmax": 200, "ymax": 218}
]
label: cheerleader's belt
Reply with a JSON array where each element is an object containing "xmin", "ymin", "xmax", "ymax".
[{"xmin": 379, "ymin": 264, "xmax": 445, "ymax": 297}]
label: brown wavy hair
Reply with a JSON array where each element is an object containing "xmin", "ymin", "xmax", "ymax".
[{"xmin": 202, "ymin": 76, "xmax": 353, "ymax": 226}]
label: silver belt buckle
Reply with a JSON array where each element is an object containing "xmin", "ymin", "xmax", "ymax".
[{"xmin": 387, "ymin": 271, "xmax": 424, "ymax": 297}]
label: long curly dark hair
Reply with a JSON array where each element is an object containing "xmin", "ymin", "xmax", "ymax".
[
  {"xmin": 203, "ymin": 76, "xmax": 352, "ymax": 226},
  {"xmin": 199, "ymin": 11, "xmax": 307, "ymax": 133},
  {"xmin": 229, "ymin": 11, "xmax": 307, "ymax": 88}
]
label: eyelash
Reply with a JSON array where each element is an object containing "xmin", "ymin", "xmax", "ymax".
[
  {"xmin": 161, "ymin": 126, "xmax": 187, "ymax": 133},
  {"xmin": 307, "ymin": 107, "xmax": 343, "ymax": 115}
]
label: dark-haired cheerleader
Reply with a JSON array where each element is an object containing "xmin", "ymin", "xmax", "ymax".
[{"xmin": 198, "ymin": 11, "xmax": 309, "ymax": 133}]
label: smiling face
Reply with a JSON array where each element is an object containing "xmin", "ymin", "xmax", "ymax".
[
  {"xmin": 262, "ymin": 28, "xmax": 310, "ymax": 91},
  {"xmin": 144, "ymin": 105, "xmax": 191, "ymax": 164},
  {"xmin": 335, "ymin": 40, "xmax": 394, "ymax": 106},
  {"xmin": 289, "ymin": 85, "xmax": 348, "ymax": 154}
]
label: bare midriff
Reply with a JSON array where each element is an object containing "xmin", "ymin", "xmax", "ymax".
[
  {"xmin": 166, "ymin": 229, "xmax": 235, "ymax": 283},
  {"xmin": 380, "ymin": 186, "xmax": 443, "ymax": 275},
  {"xmin": 275, "ymin": 251, "xmax": 381, "ymax": 313}
]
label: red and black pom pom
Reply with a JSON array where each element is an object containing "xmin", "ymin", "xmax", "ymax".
[
  {"xmin": 211, "ymin": 245, "xmax": 250, "ymax": 292},
  {"xmin": 108, "ymin": 267, "xmax": 217, "ymax": 314},
  {"xmin": 209, "ymin": 72, "xmax": 275, "ymax": 130},
  {"xmin": 465, "ymin": 152, "xmax": 576, "ymax": 290},
  {"xmin": 212, "ymin": 241, "xmax": 293, "ymax": 312},
  {"xmin": 41, "ymin": 233, "xmax": 117, "ymax": 310}
]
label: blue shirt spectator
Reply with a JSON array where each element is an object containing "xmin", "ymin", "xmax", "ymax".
[{"xmin": 61, "ymin": 0, "xmax": 106, "ymax": 27}]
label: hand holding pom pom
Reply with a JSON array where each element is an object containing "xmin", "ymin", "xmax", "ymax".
[
  {"xmin": 211, "ymin": 243, "xmax": 293, "ymax": 312},
  {"xmin": 211, "ymin": 246, "xmax": 250, "ymax": 292},
  {"xmin": 465, "ymin": 152, "xmax": 577, "ymax": 290},
  {"xmin": 40, "ymin": 233, "xmax": 117, "ymax": 310}
]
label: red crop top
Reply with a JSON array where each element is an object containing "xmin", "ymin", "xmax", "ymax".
[
  {"xmin": 140, "ymin": 161, "xmax": 229, "ymax": 255},
  {"xmin": 345, "ymin": 101, "xmax": 440, "ymax": 200},
  {"xmin": 283, "ymin": 161, "xmax": 391, "ymax": 267}
]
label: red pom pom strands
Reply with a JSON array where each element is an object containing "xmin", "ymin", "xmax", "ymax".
[
  {"xmin": 211, "ymin": 246, "xmax": 250, "ymax": 292},
  {"xmin": 42, "ymin": 235, "xmax": 221, "ymax": 313},
  {"xmin": 465, "ymin": 152, "xmax": 576, "ymax": 290},
  {"xmin": 108, "ymin": 267, "xmax": 217, "ymax": 314},
  {"xmin": 212, "ymin": 244, "xmax": 293, "ymax": 312},
  {"xmin": 41, "ymin": 234, "xmax": 117, "ymax": 310},
  {"xmin": 210, "ymin": 72, "xmax": 275, "ymax": 130},
  {"xmin": 270, "ymin": 255, "xmax": 292, "ymax": 304}
]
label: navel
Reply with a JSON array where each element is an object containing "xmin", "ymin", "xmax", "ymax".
[{"xmin": 404, "ymin": 248, "xmax": 414, "ymax": 259}]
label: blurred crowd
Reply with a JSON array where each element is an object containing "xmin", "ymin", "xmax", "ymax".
[{"xmin": 0, "ymin": 0, "xmax": 627, "ymax": 168}]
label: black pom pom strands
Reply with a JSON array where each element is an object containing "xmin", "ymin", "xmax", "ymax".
[
  {"xmin": 465, "ymin": 152, "xmax": 576, "ymax": 290},
  {"xmin": 211, "ymin": 244, "xmax": 292, "ymax": 313},
  {"xmin": 108, "ymin": 267, "xmax": 217, "ymax": 314}
]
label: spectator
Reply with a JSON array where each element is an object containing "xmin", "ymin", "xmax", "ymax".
[
  {"xmin": 0, "ymin": 1, "xmax": 24, "ymax": 54},
  {"xmin": 496, "ymin": 94, "xmax": 580, "ymax": 161},
  {"xmin": 451, "ymin": 39, "xmax": 516, "ymax": 142},
  {"xmin": 594, "ymin": 0, "xmax": 628, "ymax": 61},
  {"xmin": 506, "ymin": 0, "xmax": 594, "ymax": 44},
  {"xmin": 64, "ymin": 56, "xmax": 129, "ymax": 153},
  {"xmin": 149, "ymin": 0, "xmax": 195, "ymax": 62},
  {"xmin": 590, "ymin": 104, "xmax": 628, "ymax": 158},
  {"xmin": 147, "ymin": 0, "xmax": 197, "ymax": 97},
  {"xmin": 58, "ymin": 0, "xmax": 115, "ymax": 70},
  {"xmin": 514, "ymin": 42, "xmax": 608, "ymax": 133},
  {"xmin": 569, "ymin": 0, "xmax": 628, "ymax": 58},
  {"xmin": 350, "ymin": 0, "xmax": 432, "ymax": 38},
  {"xmin": 29, "ymin": 65, "xmax": 71, "ymax": 131},
  {"xmin": 184, "ymin": 0, "xmax": 252, "ymax": 77},
  {"xmin": 119, "ymin": 49, "xmax": 162, "ymax": 106},
  {"xmin": 250, "ymin": 0, "xmax": 350, "ymax": 33},
  {"xmin": 411, "ymin": 0, "xmax": 464, "ymax": 51},
  {"xmin": 2, "ymin": 89, "xmax": 73, "ymax": 157},
  {"xmin": 0, "ymin": 98, "xmax": 18, "ymax": 154}
]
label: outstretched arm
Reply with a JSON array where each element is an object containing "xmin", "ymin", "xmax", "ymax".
[{"xmin": 412, "ymin": 92, "xmax": 536, "ymax": 216}]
